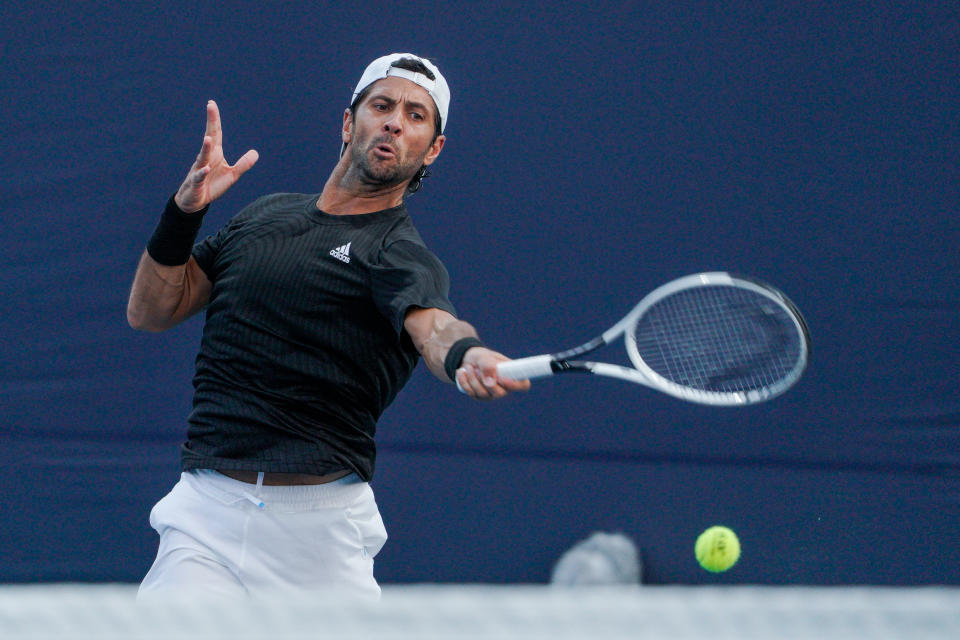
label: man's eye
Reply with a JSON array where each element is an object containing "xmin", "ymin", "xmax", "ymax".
[
  {"xmin": 411, "ymin": 112, "xmax": 424, "ymax": 120},
  {"xmin": 374, "ymin": 104, "xmax": 387, "ymax": 111}
]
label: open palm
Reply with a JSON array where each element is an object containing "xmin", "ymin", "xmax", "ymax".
[{"xmin": 174, "ymin": 101, "xmax": 258, "ymax": 213}]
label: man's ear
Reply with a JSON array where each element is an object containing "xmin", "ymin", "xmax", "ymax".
[
  {"xmin": 342, "ymin": 108, "xmax": 354, "ymax": 145},
  {"xmin": 423, "ymin": 135, "xmax": 446, "ymax": 166}
]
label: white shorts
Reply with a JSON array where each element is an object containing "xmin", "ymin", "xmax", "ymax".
[{"xmin": 137, "ymin": 470, "xmax": 387, "ymax": 601}]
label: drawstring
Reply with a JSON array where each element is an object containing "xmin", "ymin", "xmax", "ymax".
[{"xmin": 242, "ymin": 472, "xmax": 265, "ymax": 508}]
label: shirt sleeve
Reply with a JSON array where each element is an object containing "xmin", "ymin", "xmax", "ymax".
[
  {"xmin": 191, "ymin": 223, "xmax": 230, "ymax": 279},
  {"xmin": 370, "ymin": 239, "xmax": 457, "ymax": 335},
  {"xmin": 190, "ymin": 198, "xmax": 263, "ymax": 279}
]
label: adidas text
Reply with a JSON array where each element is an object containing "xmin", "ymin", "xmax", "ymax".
[{"xmin": 330, "ymin": 242, "xmax": 351, "ymax": 263}]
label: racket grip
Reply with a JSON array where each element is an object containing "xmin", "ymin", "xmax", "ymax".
[{"xmin": 497, "ymin": 355, "xmax": 556, "ymax": 380}]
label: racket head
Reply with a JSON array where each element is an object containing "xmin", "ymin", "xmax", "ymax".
[{"xmin": 622, "ymin": 272, "xmax": 810, "ymax": 405}]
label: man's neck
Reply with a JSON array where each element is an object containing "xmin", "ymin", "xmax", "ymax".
[{"xmin": 317, "ymin": 156, "xmax": 407, "ymax": 215}]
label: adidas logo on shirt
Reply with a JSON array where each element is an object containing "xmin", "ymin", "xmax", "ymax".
[{"xmin": 329, "ymin": 242, "xmax": 351, "ymax": 263}]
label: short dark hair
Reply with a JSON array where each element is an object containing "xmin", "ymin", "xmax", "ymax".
[{"xmin": 348, "ymin": 57, "xmax": 442, "ymax": 195}]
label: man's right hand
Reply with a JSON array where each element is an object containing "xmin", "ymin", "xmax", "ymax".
[{"xmin": 174, "ymin": 100, "xmax": 259, "ymax": 213}]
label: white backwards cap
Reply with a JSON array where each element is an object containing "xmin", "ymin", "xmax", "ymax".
[{"xmin": 350, "ymin": 53, "xmax": 450, "ymax": 133}]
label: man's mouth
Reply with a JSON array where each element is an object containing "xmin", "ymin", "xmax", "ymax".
[{"xmin": 372, "ymin": 143, "xmax": 397, "ymax": 159}]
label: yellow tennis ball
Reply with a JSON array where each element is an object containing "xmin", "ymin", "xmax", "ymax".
[{"xmin": 695, "ymin": 525, "xmax": 740, "ymax": 572}]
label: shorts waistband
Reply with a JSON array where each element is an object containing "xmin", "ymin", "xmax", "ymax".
[{"xmin": 184, "ymin": 469, "xmax": 367, "ymax": 509}]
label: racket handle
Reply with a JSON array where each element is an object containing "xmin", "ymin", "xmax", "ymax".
[{"xmin": 497, "ymin": 355, "xmax": 556, "ymax": 380}]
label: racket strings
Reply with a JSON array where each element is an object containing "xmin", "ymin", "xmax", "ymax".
[{"xmin": 632, "ymin": 286, "xmax": 803, "ymax": 394}]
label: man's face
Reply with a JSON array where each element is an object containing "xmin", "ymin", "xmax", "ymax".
[{"xmin": 344, "ymin": 76, "xmax": 445, "ymax": 187}]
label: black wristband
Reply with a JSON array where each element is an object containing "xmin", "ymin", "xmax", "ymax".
[
  {"xmin": 145, "ymin": 194, "xmax": 209, "ymax": 266},
  {"xmin": 444, "ymin": 337, "xmax": 485, "ymax": 382}
]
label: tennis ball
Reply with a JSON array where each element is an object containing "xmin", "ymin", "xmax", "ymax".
[{"xmin": 695, "ymin": 525, "xmax": 740, "ymax": 573}]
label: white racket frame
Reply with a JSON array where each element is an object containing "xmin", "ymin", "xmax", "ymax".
[{"xmin": 496, "ymin": 272, "xmax": 810, "ymax": 406}]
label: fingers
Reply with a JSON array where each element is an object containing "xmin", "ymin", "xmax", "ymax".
[
  {"xmin": 195, "ymin": 135, "xmax": 213, "ymax": 168},
  {"xmin": 496, "ymin": 375, "xmax": 532, "ymax": 393},
  {"xmin": 192, "ymin": 165, "xmax": 210, "ymax": 184},
  {"xmin": 456, "ymin": 347, "xmax": 532, "ymax": 400},
  {"xmin": 205, "ymin": 100, "xmax": 222, "ymax": 146},
  {"xmin": 176, "ymin": 101, "xmax": 254, "ymax": 214},
  {"xmin": 456, "ymin": 364, "xmax": 508, "ymax": 401},
  {"xmin": 455, "ymin": 363, "xmax": 531, "ymax": 400},
  {"xmin": 195, "ymin": 100, "xmax": 258, "ymax": 179},
  {"xmin": 190, "ymin": 136, "xmax": 213, "ymax": 184},
  {"xmin": 232, "ymin": 149, "xmax": 259, "ymax": 177}
]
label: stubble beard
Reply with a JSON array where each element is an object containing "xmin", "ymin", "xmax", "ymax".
[{"xmin": 350, "ymin": 135, "xmax": 425, "ymax": 188}]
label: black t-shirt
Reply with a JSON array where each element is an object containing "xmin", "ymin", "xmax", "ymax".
[{"xmin": 180, "ymin": 193, "xmax": 456, "ymax": 481}]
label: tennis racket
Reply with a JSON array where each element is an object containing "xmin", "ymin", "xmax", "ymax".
[{"xmin": 497, "ymin": 272, "xmax": 810, "ymax": 406}]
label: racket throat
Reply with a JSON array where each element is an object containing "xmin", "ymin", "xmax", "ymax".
[
  {"xmin": 551, "ymin": 360, "xmax": 594, "ymax": 374},
  {"xmin": 553, "ymin": 337, "xmax": 606, "ymax": 361}
]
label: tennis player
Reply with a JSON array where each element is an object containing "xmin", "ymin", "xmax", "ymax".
[{"xmin": 127, "ymin": 53, "xmax": 529, "ymax": 599}]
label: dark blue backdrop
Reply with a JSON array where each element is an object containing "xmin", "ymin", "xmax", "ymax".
[{"xmin": 2, "ymin": 2, "xmax": 957, "ymax": 584}]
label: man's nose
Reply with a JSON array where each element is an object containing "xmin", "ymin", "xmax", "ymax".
[{"xmin": 382, "ymin": 113, "xmax": 402, "ymax": 134}]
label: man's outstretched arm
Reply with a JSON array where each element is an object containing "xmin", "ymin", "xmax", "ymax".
[
  {"xmin": 126, "ymin": 252, "xmax": 212, "ymax": 332},
  {"xmin": 127, "ymin": 100, "xmax": 257, "ymax": 332},
  {"xmin": 404, "ymin": 307, "xmax": 530, "ymax": 400}
]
